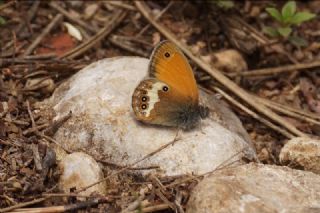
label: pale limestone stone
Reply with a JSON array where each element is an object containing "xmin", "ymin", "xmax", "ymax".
[
  {"xmin": 59, "ymin": 152, "xmax": 106, "ymax": 196},
  {"xmin": 41, "ymin": 57, "xmax": 256, "ymax": 177},
  {"xmin": 212, "ymin": 49, "xmax": 247, "ymax": 73},
  {"xmin": 187, "ymin": 163, "xmax": 320, "ymax": 213},
  {"xmin": 280, "ymin": 137, "xmax": 320, "ymax": 174}
]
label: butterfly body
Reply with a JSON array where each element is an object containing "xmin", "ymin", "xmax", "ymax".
[{"xmin": 131, "ymin": 41, "xmax": 208, "ymax": 130}]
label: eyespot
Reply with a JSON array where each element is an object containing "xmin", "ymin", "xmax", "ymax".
[
  {"xmin": 164, "ymin": 52, "xmax": 170, "ymax": 58},
  {"xmin": 141, "ymin": 104, "xmax": 147, "ymax": 109},
  {"xmin": 162, "ymin": 86, "xmax": 169, "ymax": 92},
  {"xmin": 141, "ymin": 96, "xmax": 148, "ymax": 102}
]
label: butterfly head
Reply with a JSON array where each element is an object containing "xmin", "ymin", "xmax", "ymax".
[{"xmin": 199, "ymin": 105, "xmax": 209, "ymax": 119}]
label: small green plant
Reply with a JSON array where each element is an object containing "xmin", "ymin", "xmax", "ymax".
[
  {"xmin": 0, "ymin": 16, "xmax": 5, "ymax": 26},
  {"xmin": 264, "ymin": 1, "xmax": 316, "ymax": 47},
  {"xmin": 212, "ymin": 0, "xmax": 234, "ymax": 9},
  {"xmin": 0, "ymin": 1, "xmax": 6, "ymax": 26}
]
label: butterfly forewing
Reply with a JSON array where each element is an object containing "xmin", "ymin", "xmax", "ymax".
[{"xmin": 148, "ymin": 41, "xmax": 199, "ymax": 104}]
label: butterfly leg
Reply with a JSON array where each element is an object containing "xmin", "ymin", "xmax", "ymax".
[
  {"xmin": 199, "ymin": 121, "xmax": 206, "ymax": 135},
  {"xmin": 171, "ymin": 128, "xmax": 182, "ymax": 146}
]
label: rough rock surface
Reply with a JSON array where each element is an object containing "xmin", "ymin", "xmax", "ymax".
[
  {"xmin": 59, "ymin": 152, "xmax": 106, "ymax": 196},
  {"xmin": 212, "ymin": 49, "xmax": 248, "ymax": 73},
  {"xmin": 280, "ymin": 137, "xmax": 320, "ymax": 174},
  {"xmin": 41, "ymin": 57, "xmax": 256, "ymax": 176},
  {"xmin": 187, "ymin": 163, "xmax": 320, "ymax": 213}
]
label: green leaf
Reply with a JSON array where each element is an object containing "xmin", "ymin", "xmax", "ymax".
[
  {"xmin": 266, "ymin": 8, "xmax": 282, "ymax": 22},
  {"xmin": 288, "ymin": 35, "xmax": 308, "ymax": 47},
  {"xmin": 282, "ymin": 1, "xmax": 296, "ymax": 23},
  {"xmin": 0, "ymin": 16, "xmax": 6, "ymax": 25},
  {"xmin": 290, "ymin": 12, "xmax": 316, "ymax": 25},
  {"xmin": 215, "ymin": 0, "xmax": 235, "ymax": 9},
  {"xmin": 263, "ymin": 26, "xmax": 280, "ymax": 37},
  {"xmin": 277, "ymin": 27, "xmax": 292, "ymax": 37}
]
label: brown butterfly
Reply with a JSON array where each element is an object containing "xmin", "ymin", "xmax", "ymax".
[{"xmin": 132, "ymin": 40, "xmax": 208, "ymax": 130}]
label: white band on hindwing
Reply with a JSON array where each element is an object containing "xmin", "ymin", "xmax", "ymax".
[{"xmin": 144, "ymin": 82, "xmax": 167, "ymax": 117}]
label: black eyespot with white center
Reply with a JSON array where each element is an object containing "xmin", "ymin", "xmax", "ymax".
[
  {"xmin": 141, "ymin": 96, "xmax": 147, "ymax": 102},
  {"xmin": 162, "ymin": 86, "xmax": 169, "ymax": 92},
  {"xmin": 164, "ymin": 52, "xmax": 170, "ymax": 58},
  {"xmin": 141, "ymin": 104, "xmax": 147, "ymax": 109}
]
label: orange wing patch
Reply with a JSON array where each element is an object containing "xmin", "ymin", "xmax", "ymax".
[{"xmin": 148, "ymin": 41, "xmax": 199, "ymax": 104}]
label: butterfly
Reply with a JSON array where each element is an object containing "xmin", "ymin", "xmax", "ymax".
[{"xmin": 131, "ymin": 40, "xmax": 209, "ymax": 130}]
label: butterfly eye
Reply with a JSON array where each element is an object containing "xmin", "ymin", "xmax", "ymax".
[
  {"xmin": 141, "ymin": 96, "xmax": 148, "ymax": 102},
  {"xmin": 162, "ymin": 86, "xmax": 169, "ymax": 92},
  {"xmin": 164, "ymin": 52, "xmax": 170, "ymax": 58},
  {"xmin": 141, "ymin": 104, "xmax": 147, "ymax": 109}
]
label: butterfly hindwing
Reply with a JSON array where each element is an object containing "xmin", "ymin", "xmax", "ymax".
[{"xmin": 132, "ymin": 79, "xmax": 193, "ymax": 127}]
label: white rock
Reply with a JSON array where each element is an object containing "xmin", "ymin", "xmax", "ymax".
[
  {"xmin": 25, "ymin": 77, "xmax": 55, "ymax": 93},
  {"xmin": 280, "ymin": 137, "xmax": 320, "ymax": 174},
  {"xmin": 187, "ymin": 163, "xmax": 320, "ymax": 213},
  {"xmin": 212, "ymin": 49, "xmax": 247, "ymax": 73},
  {"xmin": 42, "ymin": 57, "xmax": 256, "ymax": 177},
  {"xmin": 59, "ymin": 152, "xmax": 106, "ymax": 196}
]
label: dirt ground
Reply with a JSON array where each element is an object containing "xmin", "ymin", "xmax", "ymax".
[{"xmin": 0, "ymin": 1, "xmax": 319, "ymax": 212}]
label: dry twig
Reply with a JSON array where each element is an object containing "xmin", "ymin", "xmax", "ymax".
[
  {"xmin": 98, "ymin": 158, "xmax": 159, "ymax": 171},
  {"xmin": 40, "ymin": 134, "xmax": 71, "ymax": 154},
  {"xmin": 135, "ymin": 1, "xmax": 174, "ymax": 38},
  {"xmin": 23, "ymin": 53, "xmax": 57, "ymax": 60},
  {"xmin": 1, "ymin": 1, "xmax": 40, "ymax": 53},
  {"xmin": 107, "ymin": 1, "xmax": 137, "ymax": 11},
  {"xmin": 10, "ymin": 199, "xmax": 101, "ymax": 213},
  {"xmin": 211, "ymin": 86, "xmax": 294, "ymax": 138},
  {"xmin": 127, "ymin": 204, "xmax": 170, "ymax": 213},
  {"xmin": 26, "ymin": 100, "xmax": 37, "ymax": 130},
  {"xmin": 23, "ymin": 14, "xmax": 63, "ymax": 56},
  {"xmin": 121, "ymin": 193, "xmax": 145, "ymax": 213},
  {"xmin": 16, "ymin": 1, "xmax": 40, "ymax": 34},
  {"xmin": 164, "ymin": 149, "xmax": 244, "ymax": 189},
  {"xmin": 44, "ymin": 111, "xmax": 72, "ymax": 136},
  {"xmin": 76, "ymin": 132, "xmax": 181, "ymax": 193},
  {"xmin": 0, "ymin": 197, "xmax": 47, "ymax": 213},
  {"xmin": 151, "ymin": 176, "xmax": 176, "ymax": 211},
  {"xmin": 49, "ymin": 2, "xmax": 97, "ymax": 34},
  {"xmin": 109, "ymin": 35, "xmax": 149, "ymax": 58},
  {"xmin": 256, "ymin": 96, "xmax": 320, "ymax": 126},
  {"xmin": 60, "ymin": 10, "xmax": 127, "ymax": 59},
  {"xmin": 0, "ymin": 0, "xmax": 16, "ymax": 11},
  {"xmin": 256, "ymin": 96, "xmax": 320, "ymax": 121},
  {"xmin": 228, "ymin": 60, "xmax": 320, "ymax": 77}
]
